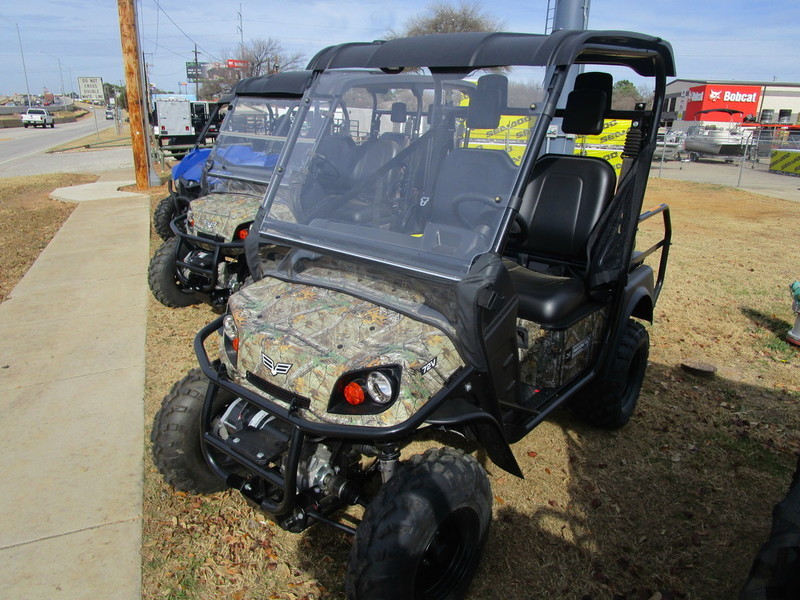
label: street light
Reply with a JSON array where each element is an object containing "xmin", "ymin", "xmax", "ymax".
[
  {"xmin": 40, "ymin": 51, "xmax": 66, "ymax": 99},
  {"xmin": 15, "ymin": 23, "xmax": 32, "ymax": 107}
]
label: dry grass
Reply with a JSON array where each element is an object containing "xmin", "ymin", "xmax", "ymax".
[
  {"xmin": 0, "ymin": 173, "xmax": 97, "ymax": 302},
  {"xmin": 141, "ymin": 178, "xmax": 800, "ymax": 600}
]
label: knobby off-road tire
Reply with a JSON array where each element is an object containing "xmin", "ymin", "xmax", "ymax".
[
  {"xmin": 346, "ymin": 448, "xmax": 492, "ymax": 600},
  {"xmin": 151, "ymin": 368, "xmax": 230, "ymax": 494},
  {"xmin": 574, "ymin": 319, "xmax": 649, "ymax": 429},
  {"xmin": 148, "ymin": 236, "xmax": 200, "ymax": 308},
  {"xmin": 153, "ymin": 195, "xmax": 179, "ymax": 241}
]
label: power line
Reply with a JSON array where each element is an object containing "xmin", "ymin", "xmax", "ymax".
[
  {"xmin": 141, "ymin": 36, "xmax": 192, "ymax": 60},
  {"xmin": 152, "ymin": 0, "xmax": 220, "ymax": 62}
]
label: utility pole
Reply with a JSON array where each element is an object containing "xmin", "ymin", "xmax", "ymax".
[
  {"xmin": 237, "ymin": 4, "xmax": 244, "ymax": 51},
  {"xmin": 193, "ymin": 43, "xmax": 200, "ymax": 99},
  {"xmin": 237, "ymin": 5, "xmax": 244, "ymax": 80},
  {"xmin": 118, "ymin": 0, "xmax": 158, "ymax": 190}
]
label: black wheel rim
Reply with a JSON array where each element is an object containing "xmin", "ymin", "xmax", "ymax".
[{"xmin": 414, "ymin": 506, "xmax": 481, "ymax": 600}]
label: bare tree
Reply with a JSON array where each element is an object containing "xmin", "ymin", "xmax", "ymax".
[
  {"xmin": 199, "ymin": 39, "xmax": 305, "ymax": 99},
  {"xmin": 239, "ymin": 38, "xmax": 305, "ymax": 78},
  {"xmin": 391, "ymin": 0, "xmax": 504, "ymax": 37}
]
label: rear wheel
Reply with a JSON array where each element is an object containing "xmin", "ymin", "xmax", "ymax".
[
  {"xmin": 151, "ymin": 368, "xmax": 230, "ymax": 493},
  {"xmin": 148, "ymin": 237, "xmax": 201, "ymax": 308},
  {"xmin": 346, "ymin": 448, "xmax": 492, "ymax": 600},
  {"xmin": 573, "ymin": 319, "xmax": 649, "ymax": 429}
]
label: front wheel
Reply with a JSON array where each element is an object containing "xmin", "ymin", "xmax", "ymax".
[
  {"xmin": 148, "ymin": 237, "xmax": 201, "ymax": 308},
  {"xmin": 151, "ymin": 368, "xmax": 230, "ymax": 494},
  {"xmin": 573, "ymin": 319, "xmax": 649, "ymax": 429},
  {"xmin": 153, "ymin": 195, "xmax": 180, "ymax": 240},
  {"xmin": 346, "ymin": 448, "xmax": 492, "ymax": 600}
]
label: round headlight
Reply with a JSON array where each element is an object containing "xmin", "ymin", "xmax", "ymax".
[
  {"xmin": 366, "ymin": 371, "xmax": 394, "ymax": 404},
  {"xmin": 223, "ymin": 314, "xmax": 238, "ymax": 339}
]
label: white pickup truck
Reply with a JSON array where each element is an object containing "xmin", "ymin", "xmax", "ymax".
[{"xmin": 21, "ymin": 108, "xmax": 55, "ymax": 128}]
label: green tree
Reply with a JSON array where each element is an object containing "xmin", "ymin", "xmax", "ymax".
[
  {"xmin": 391, "ymin": 0, "xmax": 504, "ymax": 37},
  {"xmin": 612, "ymin": 79, "xmax": 653, "ymax": 110}
]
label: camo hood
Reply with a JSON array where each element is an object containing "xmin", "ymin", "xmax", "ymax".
[
  {"xmin": 188, "ymin": 193, "xmax": 262, "ymax": 242},
  {"xmin": 224, "ymin": 276, "xmax": 465, "ymax": 428}
]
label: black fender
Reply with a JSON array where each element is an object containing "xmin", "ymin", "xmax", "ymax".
[
  {"xmin": 623, "ymin": 263, "xmax": 655, "ymax": 323},
  {"xmin": 425, "ymin": 397, "xmax": 523, "ymax": 478}
]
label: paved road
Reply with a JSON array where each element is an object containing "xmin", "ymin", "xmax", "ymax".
[
  {"xmin": 0, "ymin": 107, "xmax": 132, "ymax": 178},
  {"xmin": 651, "ymin": 156, "xmax": 799, "ymax": 203}
]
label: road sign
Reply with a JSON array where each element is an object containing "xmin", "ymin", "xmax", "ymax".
[
  {"xmin": 186, "ymin": 62, "xmax": 207, "ymax": 82},
  {"xmin": 78, "ymin": 76, "xmax": 105, "ymax": 102}
]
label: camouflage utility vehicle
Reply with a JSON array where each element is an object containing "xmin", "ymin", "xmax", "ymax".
[
  {"xmin": 151, "ymin": 95, "xmax": 229, "ymax": 241},
  {"xmin": 148, "ymin": 71, "xmax": 313, "ymax": 310},
  {"xmin": 152, "ymin": 30, "xmax": 674, "ymax": 599}
]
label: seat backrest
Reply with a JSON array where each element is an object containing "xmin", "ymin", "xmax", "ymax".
[
  {"xmin": 510, "ymin": 154, "xmax": 616, "ymax": 270},
  {"xmin": 429, "ymin": 148, "xmax": 517, "ymax": 225},
  {"xmin": 378, "ymin": 131, "xmax": 408, "ymax": 148}
]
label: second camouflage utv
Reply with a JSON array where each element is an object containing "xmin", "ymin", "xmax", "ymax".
[
  {"xmin": 148, "ymin": 71, "xmax": 313, "ymax": 311},
  {"xmin": 152, "ymin": 29, "xmax": 674, "ymax": 599}
]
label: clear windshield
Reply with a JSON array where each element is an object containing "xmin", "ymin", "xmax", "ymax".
[
  {"xmin": 206, "ymin": 96, "xmax": 301, "ymax": 195},
  {"xmin": 257, "ymin": 68, "xmax": 546, "ymax": 279}
]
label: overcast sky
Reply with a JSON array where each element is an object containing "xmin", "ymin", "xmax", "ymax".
[{"xmin": 2, "ymin": 0, "xmax": 798, "ymax": 97}]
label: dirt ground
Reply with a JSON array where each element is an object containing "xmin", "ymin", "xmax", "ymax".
[
  {"xmin": 137, "ymin": 176, "xmax": 800, "ymax": 600},
  {"xmin": 0, "ymin": 173, "xmax": 97, "ymax": 301},
  {"xmin": 2, "ymin": 172, "xmax": 798, "ymax": 599}
]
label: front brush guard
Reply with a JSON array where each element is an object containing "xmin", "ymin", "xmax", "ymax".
[
  {"xmin": 171, "ymin": 214, "xmax": 245, "ymax": 293},
  {"xmin": 194, "ymin": 316, "xmax": 519, "ymax": 516}
]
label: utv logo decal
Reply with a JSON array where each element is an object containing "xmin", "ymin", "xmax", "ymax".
[
  {"xmin": 262, "ymin": 353, "xmax": 292, "ymax": 377},
  {"xmin": 565, "ymin": 335, "xmax": 592, "ymax": 362},
  {"xmin": 202, "ymin": 219, "xmax": 218, "ymax": 231},
  {"xmin": 420, "ymin": 357, "xmax": 437, "ymax": 375}
]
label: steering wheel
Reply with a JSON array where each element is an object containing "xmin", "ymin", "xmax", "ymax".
[
  {"xmin": 451, "ymin": 192, "xmax": 498, "ymax": 229},
  {"xmin": 309, "ymin": 153, "xmax": 340, "ymax": 183}
]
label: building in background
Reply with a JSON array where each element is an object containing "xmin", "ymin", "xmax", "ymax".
[
  {"xmin": 663, "ymin": 79, "xmax": 800, "ymax": 128},
  {"xmin": 662, "ymin": 79, "xmax": 800, "ymax": 173}
]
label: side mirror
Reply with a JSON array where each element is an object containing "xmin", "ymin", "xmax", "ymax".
[
  {"xmin": 391, "ymin": 102, "xmax": 407, "ymax": 123},
  {"xmin": 562, "ymin": 89, "xmax": 607, "ymax": 136}
]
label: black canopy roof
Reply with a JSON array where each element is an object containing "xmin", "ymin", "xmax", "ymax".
[
  {"xmin": 308, "ymin": 30, "xmax": 675, "ymax": 77},
  {"xmin": 231, "ymin": 70, "xmax": 314, "ymax": 97}
]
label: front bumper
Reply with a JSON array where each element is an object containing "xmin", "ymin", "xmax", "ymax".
[
  {"xmin": 195, "ymin": 315, "xmax": 510, "ymax": 513},
  {"xmin": 171, "ymin": 215, "xmax": 245, "ymax": 292}
]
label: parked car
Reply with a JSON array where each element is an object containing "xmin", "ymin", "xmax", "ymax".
[{"xmin": 21, "ymin": 108, "xmax": 54, "ymax": 128}]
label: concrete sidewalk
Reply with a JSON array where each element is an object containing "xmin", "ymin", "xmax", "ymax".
[{"xmin": 0, "ymin": 173, "xmax": 149, "ymax": 599}]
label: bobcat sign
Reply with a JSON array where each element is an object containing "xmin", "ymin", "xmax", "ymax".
[{"xmin": 685, "ymin": 84, "xmax": 761, "ymax": 122}]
